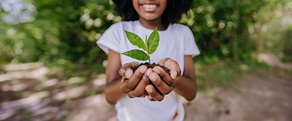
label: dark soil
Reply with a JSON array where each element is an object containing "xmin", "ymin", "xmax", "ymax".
[{"xmin": 132, "ymin": 62, "xmax": 170, "ymax": 75}]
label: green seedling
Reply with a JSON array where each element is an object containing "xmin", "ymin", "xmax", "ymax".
[{"xmin": 122, "ymin": 28, "xmax": 159, "ymax": 64}]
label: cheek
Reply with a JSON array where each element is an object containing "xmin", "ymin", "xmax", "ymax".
[
  {"xmin": 160, "ymin": 2, "xmax": 167, "ymax": 14},
  {"xmin": 132, "ymin": 0, "xmax": 139, "ymax": 12},
  {"xmin": 161, "ymin": 0, "xmax": 167, "ymax": 9}
]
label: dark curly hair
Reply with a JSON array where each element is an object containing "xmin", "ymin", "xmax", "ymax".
[{"xmin": 112, "ymin": 0, "xmax": 193, "ymax": 25}]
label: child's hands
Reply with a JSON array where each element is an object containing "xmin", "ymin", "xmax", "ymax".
[
  {"xmin": 119, "ymin": 58, "xmax": 181, "ymax": 101},
  {"xmin": 146, "ymin": 58, "xmax": 181, "ymax": 101},
  {"xmin": 119, "ymin": 62, "xmax": 149, "ymax": 98}
]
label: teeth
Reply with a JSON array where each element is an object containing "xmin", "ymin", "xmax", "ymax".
[{"xmin": 143, "ymin": 4, "xmax": 157, "ymax": 11}]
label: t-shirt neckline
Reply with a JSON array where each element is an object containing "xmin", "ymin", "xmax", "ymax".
[{"xmin": 135, "ymin": 20, "xmax": 171, "ymax": 33}]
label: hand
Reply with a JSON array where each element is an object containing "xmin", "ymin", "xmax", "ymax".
[
  {"xmin": 119, "ymin": 62, "xmax": 150, "ymax": 98},
  {"xmin": 145, "ymin": 58, "xmax": 181, "ymax": 101},
  {"xmin": 158, "ymin": 58, "xmax": 181, "ymax": 79}
]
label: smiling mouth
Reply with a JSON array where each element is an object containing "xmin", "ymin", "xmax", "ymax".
[{"xmin": 142, "ymin": 4, "xmax": 158, "ymax": 12}]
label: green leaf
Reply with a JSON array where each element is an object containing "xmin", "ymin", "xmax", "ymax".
[
  {"xmin": 122, "ymin": 49, "xmax": 149, "ymax": 61},
  {"xmin": 125, "ymin": 30, "xmax": 148, "ymax": 51},
  {"xmin": 147, "ymin": 28, "xmax": 159, "ymax": 54}
]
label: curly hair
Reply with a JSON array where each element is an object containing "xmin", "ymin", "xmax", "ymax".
[{"xmin": 112, "ymin": 0, "xmax": 193, "ymax": 25}]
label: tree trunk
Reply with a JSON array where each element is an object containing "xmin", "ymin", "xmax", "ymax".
[{"xmin": 231, "ymin": 5, "xmax": 239, "ymax": 61}]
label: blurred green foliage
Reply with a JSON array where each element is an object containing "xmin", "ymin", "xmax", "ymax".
[{"xmin": 0, "ymin": 0, "xmax": 291, "ymax": 79}]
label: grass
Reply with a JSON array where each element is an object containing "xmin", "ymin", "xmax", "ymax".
[{"xmin": 195, "ymin": 59, "xmax": 267, "ymax": 92}]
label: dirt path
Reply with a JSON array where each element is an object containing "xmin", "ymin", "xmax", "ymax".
[
  {"xmin": 184, "ymin": 68, "xmax": 292, "ymax": 121},
  {"xmin": 184, "ymin": 54, "xmax": 292, "ymax": 121}
]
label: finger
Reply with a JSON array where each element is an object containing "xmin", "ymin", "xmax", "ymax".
[
  {"xmin": 119, "ymin": 67, "xmax": 133, "ymax": 78},
  {"xmin": 167, "ymin": 60, "xmax": 181, "ymax": 75},
  {"xmin": 127, "ymin": 90, "xmax": 146, "ymax": 98},
  {"xmin": 145, "ymin": 68, "xmax": 153, "ymax": 76},
  {"xmin": 145, "ymin": 84, "xmax": 164, "ymax": 101},
  {"xmin": 158, "ymin": 58, "xmax": 169, "ymax": 66},
  {"xmin": 147, "ymin": 95, "xmax": 156, "ymax": 101},
  {"xmin": 121, "ymin": 62, "xmax": 140, "ymax": 70},
  {"xmin": 148, "ymin": 72, "xmax": 173, "ymax": 95},
  {"xmin": 170, "ymin": 69, "xmax": 178, "ymax": 80},
  {"xmin": 152, "ymin": 66, "xmax": 177, "ymax": 87},
  {"xmin": 125, "ymin": 69, "xmax": 133, "ymax": 78},
  {"xmin": 119, "ymin": 68, "xmax": 126, "ymax": 77},
  {"xmin": 127, "ymin": 74, "xmax": 150, "ymax": 97},
  {"xmin": 119, "ymin": 62, "xmax": 140, "ymax": 76},
  {"xmin": 158, "ymin": 58, "xmax": 174, "ymax": 69},
  {"xmin": 159, "ymin": 58, "xmax": 181, "ymax": 75},
  {"xmin": 120, "ymin": 65, "xmax": 147, "ymax": 93}
]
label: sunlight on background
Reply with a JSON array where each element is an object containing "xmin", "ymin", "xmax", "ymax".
[{"xmin": 0, "ymin": 0, "xmax": 35, "ymax": 24}]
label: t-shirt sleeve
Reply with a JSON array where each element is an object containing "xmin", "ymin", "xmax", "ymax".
[
  {"xmin": 183, "ymin": 27, "xmax": 200, "ymax": 57},
  {"xmin": 96, "ymin": 23, "xmax": 121, "ymax": 54}
]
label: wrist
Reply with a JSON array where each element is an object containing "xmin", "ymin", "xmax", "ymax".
[{"xmin": 174, "ymin": 76, "xmax": 183, "ymax": 88}]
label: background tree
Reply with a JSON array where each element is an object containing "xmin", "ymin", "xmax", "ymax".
[{"xmin": 0, "ymin": 0, "xmax": 290, "ymax": 78}]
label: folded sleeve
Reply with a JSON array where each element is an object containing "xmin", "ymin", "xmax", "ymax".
[
  {"xmin": 183, "ymin": 27, "xmax": 200, "ymax": 57},
  {"xmin": 96, "ymin": 23, "xmax": 121, "ymax": 54}
]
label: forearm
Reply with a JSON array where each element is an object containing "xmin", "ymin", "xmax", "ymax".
[
  {"xmin": 174, "ymin": 76, "xmax": 197, "ymax": 101},
  {"xmin": 104, "ymin": 78, "xmax": 125, "ymax": 104}
]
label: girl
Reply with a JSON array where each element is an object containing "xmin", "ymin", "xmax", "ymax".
[{"xmin": 97, "ymin": 0, "xmax": 200, "ymax": 120}]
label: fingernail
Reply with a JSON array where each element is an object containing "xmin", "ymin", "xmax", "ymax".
[
  {"xmin": 147, "ymin": 88, "xmax": 153, "ymax": 93},
  {"xmin": 140, "ymin": 66, "xmax": 147, "ymax": 73},
  {"xmin": 120, "ymin": 69, "xmax": 125, "ymax": 73},
  {"xmin": 146, "ymin": 69, "xmax": 152, "ymax": 76},
  {"xmin": 153, "ymin": 67, "xmax": 160, "ymax": 74},
  {"xmin": 171, "ymin": 70, "xmax": 177, "ymax": 79},
  {"xmin": 150, "ymin": 74, "xmax": 157, "ymax": 81},
  {"xmin": 125, "ymin": 70, "xmax": 132, "ymax": 78},
  {"xmin": 147, "ymin": 95, "xmax": 153, "ymax": 100}
]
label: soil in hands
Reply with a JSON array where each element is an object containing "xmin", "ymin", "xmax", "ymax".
[{"xmin": 132, "ymin": 62, "xmax": 170, "ymax": 75}]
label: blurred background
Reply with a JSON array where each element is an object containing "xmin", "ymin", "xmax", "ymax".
[{"xmin": 0, "ymin": 0, "xmax": 291, "ymax": 121}]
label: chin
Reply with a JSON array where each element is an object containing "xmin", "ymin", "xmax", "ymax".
[{"xmin": 142, "ymin": 15, "xmax": 160, "ymax": 21}]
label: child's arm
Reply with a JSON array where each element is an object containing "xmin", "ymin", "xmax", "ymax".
[
  {"xmin": 104, "ymin": 50, "xmax": 125, "ymax": 104},
  {"xmin": 173, "ymin": 55, "xmax": 197, "ymax": 101},
  {"xmin": 146, "ymin": 55, "xmax": 197, "ymax": 101}
]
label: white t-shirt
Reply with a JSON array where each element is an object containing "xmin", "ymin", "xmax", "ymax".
[{"xmin": 97, "ymin": 21, "xmax": 200, "ymax": 121}]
